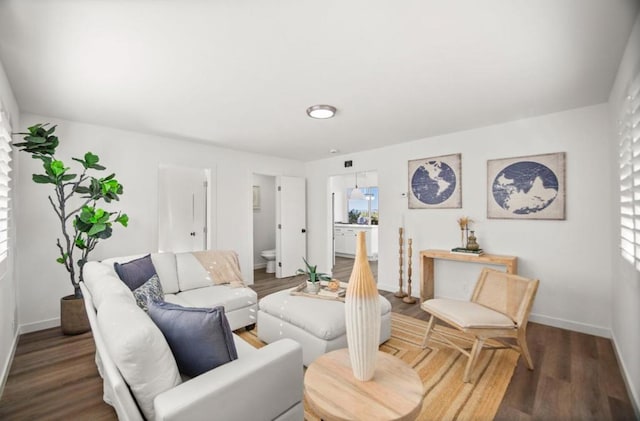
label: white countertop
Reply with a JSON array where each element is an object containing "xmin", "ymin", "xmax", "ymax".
[{"xmin": 334, "ymin": 224, "xmax": 379, "ymax": 228}]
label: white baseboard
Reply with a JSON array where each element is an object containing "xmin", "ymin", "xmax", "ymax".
[
  {"xmin": 611, "ymin": 330, "xmax": 640, "ymax": 419},
  {"xmin": 378, "ymin": 282, "xmax": 411, "ymax": 296},
  {"xmin": 0, "ymin": 329, "xmax": 19, "ymax": 399},
  {"xmin": 253, "ymin": 262, "xmax": 267, "ymax": 270},
  {"xmin": 19, "ymin": 317, "xmax": 60, "ymax": 334},
  {"xmin": 379, "ymin": 283, "xmax": 612, "ymax": 338},
  {"xmin": 527, "ymin": 313, "xmax": 610, "ymax": 338}
]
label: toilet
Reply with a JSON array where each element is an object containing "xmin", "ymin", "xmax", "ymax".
[{"xmin": 260, "ymin": 249, "xmax": 276, "ymax": 273}]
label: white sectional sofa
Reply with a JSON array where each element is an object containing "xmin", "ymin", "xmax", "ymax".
[{"xmin": 82, "ymin": 251, "xmax": 304, "ymax": 421}]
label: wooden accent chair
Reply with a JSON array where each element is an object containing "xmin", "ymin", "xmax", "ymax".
[{"xmin": 420, "ymin": 267, "xmax": 539, "ymax": 383}]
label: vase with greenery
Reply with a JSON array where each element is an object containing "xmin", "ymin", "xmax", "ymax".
[
  {"xmin": 14, "ymin": 123, "xmax": 129, "ymax": 302},
  {"xmin": 296, "ymin": 257, "xmax": 331, "ymax": 293}
]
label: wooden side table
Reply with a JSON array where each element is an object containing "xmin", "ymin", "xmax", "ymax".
[
  {"xmin": 419, "ymin": 249, "xmax": 518, "ymax": 302},
  {"xmin": 304, "ymin": 348, "xmax": 423, "ymax": 421}
]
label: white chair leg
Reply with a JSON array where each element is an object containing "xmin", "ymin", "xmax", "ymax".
[
  {"xmin": 463, "ymin": 338, "xmax": 485, "ymax": 383},
  {"xmin": 421, "ymin": 315, "xmax": 436, "ymax": 349}
]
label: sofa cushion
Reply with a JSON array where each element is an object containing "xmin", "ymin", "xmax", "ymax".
[
  {"xmin": 175, "ymin": 253, "xmax": 214, "ymax": 291},
  {"xmin": 82, "ymin": 263, "xmax": 135, "ymax": 310},
  {"xmin": 232, "ymin": 333, "xmax": 257, "ymax": 358},
  {"xmin": 191, "ymin": 250, "xmax": 246, "ymax": 287},
  {"xmin": 114, "ymin": 254, "xmax": 157, "ymax": 290},
  {"xmin": 176, "ymin": 285, "xmax": 257, "ymax": 312},
  {"xmin": 97, "ymin": 295, "xmax": 181, "ymax": 421},
  {"xmin": 132, "ymin": 274, "xmax": 164, "ymax": 312},
  {"xmin": 148, "ymin": 301, "xmax": 238, "ymax": 377},
  {"xmin": 150, "ymin": 253, "xmax": 180, "ymax": 294},
  {"xmin": 163, "ymin": 293, "xmax": 192, "ymax": 307}
]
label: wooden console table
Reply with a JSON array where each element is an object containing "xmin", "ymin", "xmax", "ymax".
[{"xmin": 419, "ymin": 249, "xmax": 518, "ymax": 302}]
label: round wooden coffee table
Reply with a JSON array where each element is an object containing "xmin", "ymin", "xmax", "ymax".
[{"xmin": 304, "ymin": 348, "xmax": 424, "ymax": 421}]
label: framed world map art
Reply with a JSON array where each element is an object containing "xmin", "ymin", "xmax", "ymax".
[
  {"xmin": 408, "ymin": 153, "xmax": 461, "ymax": 209},
  {"xmin": 487, "ymin": 152, "xmax": 566, "ymax": 220}
]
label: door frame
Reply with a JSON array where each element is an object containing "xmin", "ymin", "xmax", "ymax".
[
  {"xmin": 326, "ymin": 170, "xmax": 379, "ymax": 272},
  {"xmin": 157, "ymin": 164, "xmax": 214, "ymax": 253}
]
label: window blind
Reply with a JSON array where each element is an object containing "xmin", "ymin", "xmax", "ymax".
[
  {"xmin": 619, "ymin": 72, "xmax": 640, "ymax": 269},
  {"xmin": 0, "ymin": 103, "xmax": 11, "ymax": 274}
]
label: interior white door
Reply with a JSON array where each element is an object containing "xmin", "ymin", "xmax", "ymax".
[
  {"xmin": 276, "ymin": 176, "xmax": 306, "ymax": 278},
  {"xmin": 158, "ymin": 165, "xmax": 210, "ymax": 252}
]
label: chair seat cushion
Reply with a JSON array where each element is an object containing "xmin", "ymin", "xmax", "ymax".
[{"xmin": 422, "ymin": 298, "xmax": 515, "ymax": 329}]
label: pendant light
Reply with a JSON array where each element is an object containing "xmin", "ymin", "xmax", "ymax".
[{"xmin": 350, "ymin": 172, "xmax": 365, "ymax": 200}]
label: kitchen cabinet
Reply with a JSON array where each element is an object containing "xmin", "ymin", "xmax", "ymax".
[{"xmin": 334, "ymin": 224, "xmax": 378, "ymax": 259}]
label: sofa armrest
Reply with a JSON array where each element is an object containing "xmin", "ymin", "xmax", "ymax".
[{"xmin": 153, "ymin": 338, "xmax": 303, "ymax": 421}]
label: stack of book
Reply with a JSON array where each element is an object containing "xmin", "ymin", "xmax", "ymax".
[{"xmin": 450, "ymin": 247, "xmax": 484, "ymax": 256}]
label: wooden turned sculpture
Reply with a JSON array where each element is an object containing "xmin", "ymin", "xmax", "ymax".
[
  {"xmin": 403, "ymin": 238, "xmax": 417, "ymax": 304},
  {"xmin": 394, "ymin": 227, "xmax": 407, "ymax": 298}
]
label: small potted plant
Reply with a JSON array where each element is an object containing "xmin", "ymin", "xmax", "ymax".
[{"xmin": 297, "ymin": 257, "xmax": 331, "ymax": 294}]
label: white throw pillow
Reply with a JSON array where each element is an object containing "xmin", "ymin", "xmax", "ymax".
[
  {"xmin": 175, "ymin": 252, "xmax": 214, "ymax": 291},
  {"xmin": 150, "ymin": 252, "xmax": 180, "ymax": 294},
  {"xmin": 98, "ymin": 295, "xmax": 182, "ymax": 420},
  {"xmin": 83, "ymin": 263, "xmax": 135, "ymax": 310}
]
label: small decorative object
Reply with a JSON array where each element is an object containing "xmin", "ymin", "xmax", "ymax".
[
  {"xmin": 408, "ymin": 153, "xmax": 462, "ymax": 209},
  {"xmin": 327, "ymin": 279, "xmax": 341, "ymax": 292},
  {"xmin": 456, "ymin": 216, "xmax": 473, "ymax": 248},
  {"xmin": 451, "ymin": 247, "xmax": 484, "ymax": 256},
  {"xmin": 297, "ymin": 257, "xmax": 331, "ymax": 294},
  {"xmin": 345, "ymin": 231, "xmax": 381, "ymax": 381},
  {"xmin": 394, "ymin": 227, "xmax": 407, "ymax": 298},
  {"xmin": 290, "ymin": 281, "xmax": 346, "ymax": 302},
  {"xmin": 403, "ymin": 238, "xmax": 417, "ymax": 304},
  {"xmin": 466, "ymin": 231, "xmax": 480, "ymax": 251},
  {"xmin": 487, "ymin": 152, "xmax": 565, "ymax": 220},
  {"xmin": 14, "ymin": 124, "xmax": 129, "ymax": 335}
]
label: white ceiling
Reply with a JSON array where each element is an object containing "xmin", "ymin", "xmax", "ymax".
[{"xmin": 1, "ymin": 1, "xmax": 638, "ymax": 161}]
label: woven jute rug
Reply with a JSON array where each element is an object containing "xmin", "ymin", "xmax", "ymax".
[{"xmin": 238, "ymin": 312, "xmax": 518, "ymax": 421}]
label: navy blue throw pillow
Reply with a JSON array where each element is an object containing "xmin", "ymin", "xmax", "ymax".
[
  {"xmin": 147, "ymin": 302, "xmax": 238, "ymax": 377},
  {"xmin": 114, "ymin": 254, "xmax": 157, "ymax": 291}
]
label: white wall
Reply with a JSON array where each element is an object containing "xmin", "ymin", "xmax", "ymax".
[
  {"xmin": 0, "ymin": 58, "xmax": 19, "ymax": 395},
  {"xmin": 252, "ymin": 174, "xmax": 276, "ymax": 268},
  {"xmin": 330, "ymin": 176, "xmax": 347, "ymax": 223},
  {"xmin": 14, "ymin": 114, "xmax": 304, "ymax": 332},
  {"xmin": 306, "ymin": 104, "xmax": 613, "ymax": 338},
  {"xmin": 608, "ymin": 11, "xmax": 640, "ymax": 415}
]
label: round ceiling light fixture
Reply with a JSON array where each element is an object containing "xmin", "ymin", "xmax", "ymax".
[{"xmin": 306, "ymin": 104, "xmax": 337, "ymax": 119}]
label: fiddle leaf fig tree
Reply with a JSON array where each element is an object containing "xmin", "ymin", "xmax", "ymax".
[{"xmin": 14, "ymin": 123, "xmax": 129, "ymax": 298}]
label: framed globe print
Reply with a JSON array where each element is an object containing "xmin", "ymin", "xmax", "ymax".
[
  {"xmin": 487, "ymin": 152, "xmax": 565, "ymax": 219},
  {"xmin": 408, "ymin": 153, "xmax": 461, "ymax": 209}
]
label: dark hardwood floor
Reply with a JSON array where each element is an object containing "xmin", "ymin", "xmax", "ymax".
[{"xmin": 0, "ymin": 257, "xmax": 636, "ymax": 420}]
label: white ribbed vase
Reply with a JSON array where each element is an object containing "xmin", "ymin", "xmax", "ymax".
[{"xmin": 345, "ymin": 231, "xmax": 381, "ymax": 381}]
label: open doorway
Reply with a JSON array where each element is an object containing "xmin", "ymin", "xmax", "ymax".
[
  {"xmin": 252, "ymin": 174, "xmax": 276, "ymax": 283},
  {"xmin": 252, "ymin": 174, "xmax": 307, "ymax": 290},
  {"xmin": 329, "ymin": 171, "xmax": 379, "ymax": 282}
]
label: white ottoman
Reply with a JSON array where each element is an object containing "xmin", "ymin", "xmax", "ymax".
[{"xmin": 257, "ymin": 288, "xmax": 392, "ymax": 366}]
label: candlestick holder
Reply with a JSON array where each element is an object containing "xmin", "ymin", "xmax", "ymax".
[
  {"xmin": 403, "ymin": 238, "xmax": 417, "ymax": 304},
  {"xmin": 394, "ymin": 227, "xmax": 407, "ymax": 298}
]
